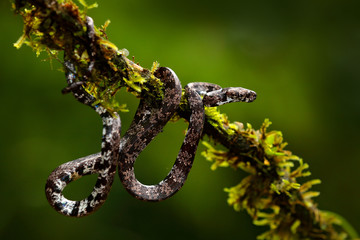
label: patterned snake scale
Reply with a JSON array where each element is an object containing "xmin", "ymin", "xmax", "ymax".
[
  {"xmin": 118, "ymin": 67, "xmax": 257, "ymax": 201},
  {"xmin": 44, "ymin": 17, "xmax": 257, "ymax": 217},
  {"xmin": 45, "ymin": 57, "xmax": 121, "ymax": 217}
]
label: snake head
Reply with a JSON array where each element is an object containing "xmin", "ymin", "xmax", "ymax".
[{"xmin": 225, "ymin": 87, "xmax": 257, "ymax": 103}]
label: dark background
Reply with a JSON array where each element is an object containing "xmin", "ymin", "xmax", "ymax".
[{"xmin": 0, "ymin": 0, "xmax": 359, "ymax": 239}]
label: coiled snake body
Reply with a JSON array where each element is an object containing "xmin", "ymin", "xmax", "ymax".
[
  {"xmin": 119, "ymin": 68, "xmax": 257, "ymax": 201},
  {"xmin": 45, "ymin": 60, "xmax": 121, "ymax": 217},
  {"xmin": 45, "ymin": 17, "xmax": 257, "ymax": 217}
]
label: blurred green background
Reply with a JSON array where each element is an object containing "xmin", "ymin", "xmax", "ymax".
[{"xmin": 1, "ymin": 0, "xmax": 359, "ymax": 239}]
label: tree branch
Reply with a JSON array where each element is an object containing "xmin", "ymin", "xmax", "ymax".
[{"xmin": 12, "ymin": 1, "xmax": 358, "ymax": 239}]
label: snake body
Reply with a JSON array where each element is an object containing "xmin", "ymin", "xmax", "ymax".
[
  {"xmin": 45, "ymin": 60, "xmax": 121, "ymax": 217},
  {"xmin": 118, "ymin": 69, "xmax": 257, "ymax": 201},
  {"xmin": 118, "ymin": 67, "xmax": 195, "ymax": 201},
  {"xmin": 45, "ymin": 16, "xmax": 257, "ymax": 216}
]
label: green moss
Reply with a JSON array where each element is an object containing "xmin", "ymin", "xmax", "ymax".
[
  {"xmin": 13, "ymin": 0, "xmax": 164, "ymax": 113},
  {"xmin": 202, "ymin": 116, "xmax": 357, "ymax": 239}
]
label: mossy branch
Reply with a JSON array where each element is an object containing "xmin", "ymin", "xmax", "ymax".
[{"xmin": 12, "ymin": 1, "xmax": 358, "ymax": 239}]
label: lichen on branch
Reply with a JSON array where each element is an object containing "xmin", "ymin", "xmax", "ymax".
[
  {"xmin": 13, "ymin": 0, "xmax": 163, "ymax": 112},
  {"xmin": 201, "ymin": 113, "xmax": 358, "ymax": 239},
  {"xmin": 12, "ymin": 0, "xmax": 358, "ymax": 239}
]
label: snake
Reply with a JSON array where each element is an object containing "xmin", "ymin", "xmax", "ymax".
[
  {"xmin": 45, "ymin": 16, "xmax": 123, "ymax": 217},
  {"xmin": 118, "ymin": 68, "xmax": 257, "ymax": 201},
  {"xmin": 45, "ymin": 57, "xmax": 121, "ymax": 217},
  {"xmin": 44, "ymin": 16, "xmax": 257, "ymax": 216}
]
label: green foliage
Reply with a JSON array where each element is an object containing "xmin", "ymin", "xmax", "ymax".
[
  {"xmin": 13, "ymin": 0, "xmax": 163, "ymax": 113},
  {"xmin": 202, "ymin": 109, "xmax": 358, "ymax": 239}
]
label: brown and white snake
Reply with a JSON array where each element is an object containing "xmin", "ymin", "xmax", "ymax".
[{"xmin": 45, "ymin": 17, "xmax": 257, "ymax": 217}]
